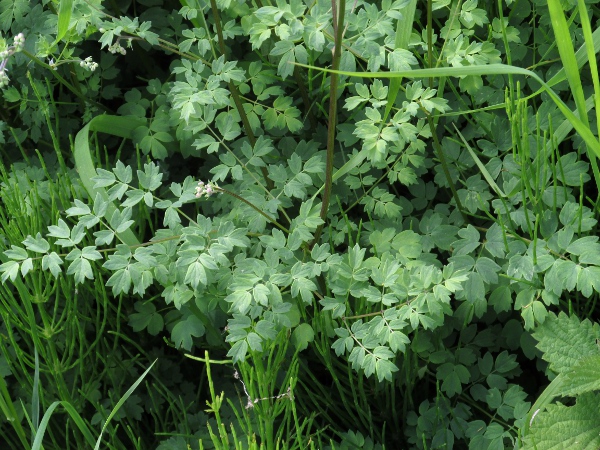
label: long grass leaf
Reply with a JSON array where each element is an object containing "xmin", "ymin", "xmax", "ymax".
[
  {"xmin": 56, "ymin": 0, "xmax": 74, "ymax": 43},
  {"xmin": 0, "ymin": 375, "xmax": 29, "ymax": 448},
  {"xmin": 382, "ymin": 0, "xmax": 417, "ymax": 123},
  {"xmin": 93, "ymin": 359, "xmax": 157, "ymax": 450},
  {"xmin": 31, "ymin": 401, "xmax": 96, "ymax": 450},
  {"xmin": 547, "ymin": 0, "xmax": 600, "ymax": 192},
  {"xmin": 73, "ymin": 115, "xmax": 145, "ymax": 247},
  {"xmin": 523, "ymin": 373, "xmax": 565, "ymax": 436},
  {"xmin": 529, "ymin": 26, "xmax": 600, "ymax": 99},
  {"xmin": 547, "ymin": 0, "xmax": 587, "ymax": 119},
  {"xmin": 578, "ymin": 2, "xmax": 600, "ymax": 140},
  {"xmin": 31, "ymin": 348, "xmax": 40, "ymax": 437},
  {"xmin": 293, "ymin": 62, "xmax": 600, "ymax": 160},
  {"xmin": 453, "ymin": 124, "xmax": 506, "ymax": 197}
]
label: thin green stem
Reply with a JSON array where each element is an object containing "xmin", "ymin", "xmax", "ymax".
[
  {"xmin": 427, "ymin": 115, "xmax": 469, "ymax": 223},
  {"xmin": 216, "ymin": 187, "xmax": 290, "ymax": 233}
]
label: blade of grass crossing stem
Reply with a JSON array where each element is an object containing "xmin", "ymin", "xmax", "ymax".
[
  {"xmin": 547, "ymin": 0, "xmax": 587, "ymax": 117},
  {"xmin": 56, "ymin": 0, "xmax": 73, "ymax": 43},
  {"xmin": 527, "ymin": 26, "xmax": 600, "ymax": 101},
  {"xmin": 544, "ymin": 95, "xmax": 595, "ymax": 155},
  {"xmin": 0, "ymin": 375, "xmax": 29, "ymax": 448},
  {"xmin": 74, "ymin": 115, "xmax": 145, "ymax": 247},
  {"xmin": 293, "ymin": 62, "xmax": 600, "ymax": 161},
  {"xmin": 547, "ymin": 0, "xmax": 600, "ymax": 192},
  {"xmin": 32, "ymin": 348, "xmax": 40, "ymax": 439},
  {"xmin": 93, "ymin": 359, "xmax": 157, "ymax": 450},
  {"xmin": 523, "ymin": 373, "xmax": 565, "ymax": 436},
  {"xmin": 453, "ymin": 124, "xmax": 506, "ymax": 198},
  {"xmin": 32, "ymin": 401, "xmax": 96, "ymax": 450},
  {"xmin": 578, "ymin": 1, "xmax": 600, "ymax": 149},
  {"xmin": 382, "ymin": 0, "xmax": 417, "ymax": 124}
]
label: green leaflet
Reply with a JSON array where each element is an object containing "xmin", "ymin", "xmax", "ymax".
[{"xmin": 73, "ymin": 115, "xmax": 145, "ymax": 247}]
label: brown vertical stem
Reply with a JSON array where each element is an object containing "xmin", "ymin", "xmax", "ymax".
[
  {"xmin": 209, "ymin": 0, "xmax": 274, "ymax": 190},
  {"xmin": 311, "ymin": 0, "xmax": 346, "ymax": 247}
]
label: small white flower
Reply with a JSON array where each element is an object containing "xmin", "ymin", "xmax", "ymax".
[{"xmin": 195, "ymin": 180, "xmax": 220, "ymax": 198}]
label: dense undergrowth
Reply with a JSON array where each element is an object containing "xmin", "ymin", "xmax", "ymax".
[{"xmin": 2, "ymin": 0, "xmax": 600, "ymax": 448}]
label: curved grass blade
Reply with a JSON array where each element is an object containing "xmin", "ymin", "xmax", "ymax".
[
  {"xmin": 0, "ymin": 375, "xmax": 29, "ymax": 448},
  {"xmin": 56, "ymin": 0, "xmax": 74, "ymax": 43},
  {"xmin": 93, "ymin": 359, "xmax": 157, "ymax": 450},
  {"xmin": 293, "ymin": 62, "xmax": 600, "ymax": 161},
  {"xmin": 547, "ymin": 0, "xmax": 600, "ymax": 193},
  {"xmin": 74, "ymin": 115, "xmax": 146, "ymax": 247},
  {"xmin": 527, "ymin": 26, "xmax": 600, "ymax": 101},
  {"xmin": 383, "ymin": 0, "xmax": 417, "ymax": 124},
  {"xmin": 453, "ymin": 124, "xmax": 506, "ymax": 198},
  {"xmin": 522, "ymin": 373, "xmax": 565, "ymax": 436},
  {"xmin": 31, "ymin": 348, "xmax": 40, "ymax": 439},
  {"xmin": 31, "ymin": 401, "xmax": 96, "ymax": 450}
]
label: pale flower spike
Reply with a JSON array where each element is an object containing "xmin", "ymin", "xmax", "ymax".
[
  {"xmin": 0, "ymin": 33, "xmax": 25, "ymax": 88},
  {"xmin": 195, "ymin": 180, "xmax": 220, "ymax": 198}
]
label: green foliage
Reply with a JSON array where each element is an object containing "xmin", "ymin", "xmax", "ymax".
[
  {"xmin": 523, "ymin": 313, "xmax": 600, "ymax": 449},
  {"xmin": 2, "ymin": 0, "xmax": 600, "ymax": 448}
]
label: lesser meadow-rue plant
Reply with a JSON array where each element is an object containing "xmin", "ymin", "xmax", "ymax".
[{"xmin": 3, "ymin": 0, "xmax": 600, "ymax": 449}]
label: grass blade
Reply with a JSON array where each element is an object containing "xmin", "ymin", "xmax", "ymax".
[
  {"xmin": 578, "ymin": 1, "xmax": 600, "ymax": 142},
  {"xmin": 293, "ymin": 62, "xmax": 600, "ymax": 161},
  {"xmin": 32, "ymin": 401, "xmax": 96, "ymax": 450},
  {"xmin": 547, "ymin": 0, "xmax": 600, "ymax": 193},
  {"xmin": 453, "ymin": 124, "xmax": 506, "ymax": 198},
  {"xmin": 93, "ymin": 359, "xmax": 157, "ymax": 450},
  {"xmin": 56, "ymin": 0, "xmax": 73, "ymax": 43},
  {"xmin": 547, "ymin": 0, "xmax": 587, "ymax": 118},
  {"xmin": 73, "ymin": 115, "xmax": 145, "ymax": 247},
  {"xmin": 31, "ymin": 348, "xmax": 40, "ymax": 438},
  {"xmin": 382, "ymin": 0, "xmax": 417, "ymax": 124}
]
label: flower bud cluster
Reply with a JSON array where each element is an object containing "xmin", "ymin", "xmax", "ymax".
[
  {"xmin": 108, "ymin": 42, "xmax": 127, "ymax": 56},
  {"xmin": 79, "ymin": 56, "xmax": 99, "ymax": 71},
  {"xmin": 195, "ymin": 181, "xmax": 220, "ymax": 198},
  {"xmin": 0, "ymin": 33, "xmax": 25, "ymax": 88}
]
